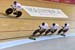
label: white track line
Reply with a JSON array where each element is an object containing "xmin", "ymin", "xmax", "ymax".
[{"xmin": 0, "ymin": 33, "xmax": 75, "ymax": 49}]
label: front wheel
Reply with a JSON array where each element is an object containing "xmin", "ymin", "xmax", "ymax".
[{"xmin": 5, "ymin": 8, "xmax": 13, "ymax": 15}]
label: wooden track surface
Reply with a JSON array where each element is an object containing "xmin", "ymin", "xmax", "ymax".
[{"xmin": 0, "ymin": 0, "xmax": 75, "ymax": 40}]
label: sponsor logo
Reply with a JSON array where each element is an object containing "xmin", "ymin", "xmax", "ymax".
[{"xmin": 22, "ymin": 6, "xmax": 68, "ymax": 18}]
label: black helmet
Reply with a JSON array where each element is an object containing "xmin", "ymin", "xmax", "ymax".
[
  {"xmin": 52, "ymin": 23, "xmax": 55, "ymax": 26},
  {"xmin": 65, "ymin": 23, "xmax": 67, "ymax": 26},
  {"xmin": 14, "ymin": 1, "xmax": 17, "ymax": 4},
  {"xmin": 42, "ymin": 22, "xmax": 45, "ymax": 26}
]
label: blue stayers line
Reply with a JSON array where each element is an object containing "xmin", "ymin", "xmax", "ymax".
[{"xmin": 0, "ymin": 33, "xmax": 75, "ymax": 49}]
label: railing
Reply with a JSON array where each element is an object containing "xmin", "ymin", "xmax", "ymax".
[{"xmin": 44, "ymin": 0, "xmax": 75, "ymax": 4}]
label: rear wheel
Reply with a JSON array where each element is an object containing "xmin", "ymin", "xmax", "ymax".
[{"xmin": 14, "ymin": 11, "xmax": 22, "ymax": 18}]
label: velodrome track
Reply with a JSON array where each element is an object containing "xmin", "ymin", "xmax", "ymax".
[
  {"xmin": 1, "ymin": 33, "xmax": 75, "ymax": 50},
  {"xmin": 0, "ymin": 0, "xmax": 75, "ymax": 40},
  {"xmin": 0, "ymin": 0, "xmax": 75, "ymax": 50}
]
